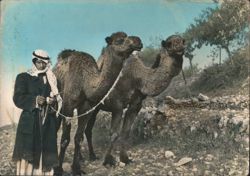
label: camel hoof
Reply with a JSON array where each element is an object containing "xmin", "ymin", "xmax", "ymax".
[
  {"xmin": 89, "ymin": 153, "xmax": 99, "ymax": 161},
  {"xmin": 72, "ymin": 169, "xmax": 86, "ymax": 176},
  {"xmin": 53, "ymin": 166, "xmax": 63, "ymax": 176},
  {"xmin": 72, "ymin": 164, "xmax": 86, "ymax": 176},
  {"xmin": 103, "ymin": 154, "xmax": 116, "ymax": 166},
  {"xmin": 120, "ymin": 152, "xmax": 133, "ymax": 165},
  {"xmin": 120, "ymin": 157, "xmax": 133, "ymax": 165},
  {"xmin": 125, "ymin": 159, "xmax": 133, "ymax": 165},
  {"xmin": 79, "ymin": 153, "xmax": 85, "ymax": 162}
]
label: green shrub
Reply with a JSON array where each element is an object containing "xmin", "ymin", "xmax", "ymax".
[
  {"xmin": 182, "ymin": 63, "xmax": 201, "ymax": 78},
  {"xmin": 191, "ymin": 47, "xmax": 249, "ymax": 93},
  {"xmin": 140, "ymin": 47, "xmax": 159, "ymax": 67}
]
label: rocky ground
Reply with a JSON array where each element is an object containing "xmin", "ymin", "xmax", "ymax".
[{"xmin": 0, "ymin": 80, "xmax": 249, "ymax": 176}]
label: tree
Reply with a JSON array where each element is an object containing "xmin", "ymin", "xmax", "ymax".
[
  {"xmin": 140, "ymin": 46, "xmax": 159, "ymax": 67},
  {"xmin": 184, "ymin": 0, "xmax": 249, "ymax": 65}
]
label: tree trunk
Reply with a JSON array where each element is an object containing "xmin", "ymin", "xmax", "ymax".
[
  {"xmin": 224, "ymin": 46, "xmax": 233, "ymax": 64},
  {"xmin": 189, "ymin": 58, "xmax": 193, "ymax": 73},
  {"xmin": 219, "ymin": 46, "xmax": 222, "ymax": 65}
]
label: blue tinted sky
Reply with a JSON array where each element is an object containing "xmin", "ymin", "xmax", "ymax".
[{"xmin": 1, "ymin": 0, "xmax": 217, "ymax": 75}]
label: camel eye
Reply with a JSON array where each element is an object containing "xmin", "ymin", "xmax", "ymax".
[
  {"xmin": 166, "ymin": 41, "xmax": 172, "ymax": 48},
  {"xmin": 115, "ymin": 38, "xmax": 125, "ymax": 45}
]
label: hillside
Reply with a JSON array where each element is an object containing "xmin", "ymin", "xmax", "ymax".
[{"xmin": 0, "ymin": 50, "xmax": 249, "ymax": 175}]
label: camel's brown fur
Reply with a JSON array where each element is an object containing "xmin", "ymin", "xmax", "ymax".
[
  {"xmin": 84, "ymin": 35, "xmax": 186, "ymax": 166},
  {"xmin": 53, "ymin": 32, "xmax": 142, "ymax": 175}
]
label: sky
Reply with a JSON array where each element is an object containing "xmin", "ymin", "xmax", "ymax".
[
  {"xmin": 0, "ymin": 0, "xmax": 218, "ymax": 126},
  {"xmin": 0, "ymin": 0, "xmax": 218, "ymax": 72}
]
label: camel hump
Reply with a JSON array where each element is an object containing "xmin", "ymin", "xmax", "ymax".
[
  {"xmin": 57, "ymin": 49, "xmax": 98, "ymax": 70},
  {"xmin": 54, "ymin": 49, "xmax": 99, "ymax": 84},
  {"xmin": 58, "ymin": 49, "xmax": 96, "ymax": 63}
]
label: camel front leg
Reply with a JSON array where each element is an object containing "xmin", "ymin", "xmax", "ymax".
[
  {"xmin": 54, "ymin": 119, "xmax": 71, "ymax": 176},
  {"xmin": 103, "ymin": 109, "xmax": 123, "ymax": 166},
  {"xmin": 71, "ymin": 104, "xmax": 92, "ymax": 176},
  {"xmin": 54, "ymin": 90, "xmax": 79, "ymax": 176}
]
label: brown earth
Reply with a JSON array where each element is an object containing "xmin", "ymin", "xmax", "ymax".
[{"xmin": 0, "ymin": 78, "xmax": 249, "ymax": 176}]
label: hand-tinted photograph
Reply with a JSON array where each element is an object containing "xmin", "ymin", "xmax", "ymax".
[{"xmin": 0, "ymin": 0, "xmax": 249, "ymax": 175}]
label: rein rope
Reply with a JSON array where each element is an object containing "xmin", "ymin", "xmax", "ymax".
[{"xmin": 51, "ymin": 67, "xmax": 124, "ymax": 121}]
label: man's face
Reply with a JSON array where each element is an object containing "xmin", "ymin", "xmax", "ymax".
[{"xmin": 35, "ymin": 60, "xmax": 47, "ymax": 70}]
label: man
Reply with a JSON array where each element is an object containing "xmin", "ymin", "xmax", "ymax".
[{"xmin": 12, "ymin": 49, "xmax": 62, "ymax": 175}]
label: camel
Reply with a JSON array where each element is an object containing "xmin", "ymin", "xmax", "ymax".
[
  {"xmin": 83, "ymin": 35, "xmax": 186, "ymax": 166},
  {"xmin": 53, "ymin": 32, "xmax": 143, "ymax": 175}
]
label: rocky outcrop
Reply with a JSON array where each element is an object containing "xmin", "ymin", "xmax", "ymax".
[{"xmin": 133, "ymin": 94, "xmax": 249, "ymax": 144}]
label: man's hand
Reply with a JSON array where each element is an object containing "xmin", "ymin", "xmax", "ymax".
[
  {"xmin": 37, "ymin": 96, "xmax": 46, "ymax": 105},
  {"xmin": 47, "ymin": 97, "xmax": 55, "ymax": 105},
  {"xmin": 65, "ymin": 117, "xmax": 72, "ymax": 125}
]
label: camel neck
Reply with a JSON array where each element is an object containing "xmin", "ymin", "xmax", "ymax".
[
  {"xmin": 89, "ymin": 47, "xmax": 124, "ymax": 101},
  {"xmin": 139, "ymin": 49, "xmax": 183, "ymax": 96}
]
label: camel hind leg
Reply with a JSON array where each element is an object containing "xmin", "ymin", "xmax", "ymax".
[
  {"xmin": 103, "ymin": 105, "xmax": 123, "ymax": 166},
  {"xmin": 119, "ymin": 92, "xmax": 145, "ymax": 164},
  {"xmin": 85, "ymin": 109, "xmax": 99, "ymax": 161}
]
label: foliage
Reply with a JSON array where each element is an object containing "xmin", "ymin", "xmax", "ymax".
[
  {"xmin": 182, "ymin": 63, "xmax": 201, "ymax": 78},
  {"xmin": 184, "ymin": 0, "xmax": 249, "ymax": 64},
  {"xmin": 140, "ymin": 46, "xmax": 159, "ymax": 67},
  {"xmin": 190, "ymin": 45, "xmax": 249, "ymax": 93}
]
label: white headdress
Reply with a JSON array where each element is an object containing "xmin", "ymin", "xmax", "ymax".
[{"xmin": 27, "ymin": 49, "xmax": 62, "ymax": 117}]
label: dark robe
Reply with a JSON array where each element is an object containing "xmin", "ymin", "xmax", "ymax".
[{"xmin": 12, "ymin": 72, "xmax": 59, "ymax": 172}]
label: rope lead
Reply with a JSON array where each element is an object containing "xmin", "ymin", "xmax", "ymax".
[{"xmin": 51, "ymin": 68, "xmax": 124, "ymax": 121}]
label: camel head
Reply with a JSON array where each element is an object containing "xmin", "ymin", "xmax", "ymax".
[
  {"xmin": 105, "ymin": 32, "xmax": 143, "ymax": 58},
  {"xmin": 161, "ymin": 35, "xmax": 185, "ymax": 56}
]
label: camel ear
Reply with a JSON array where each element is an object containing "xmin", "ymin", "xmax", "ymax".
[
  {"xmin": 162, "ymin": 40, "xmax": 171, "ymax": 48},
  {"xmin": 105, "ymin": 37, "xmax": 112, "ymax": 45},
  {"xmin": 161, "ymin": 40, "xmax": 166, "ymax": 47}
]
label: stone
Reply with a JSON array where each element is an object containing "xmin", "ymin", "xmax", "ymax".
[
  {"xmin": 93, "ymin": 168, "xmax": 109, "ymax": 176},
  {"xmin": 218, "ymin": 116, "xmax": 229, "ymax": 128},
  {"xmin": 201, "ymin": 109, "xmax": 209, "ymax": 112},
  {"xmin": 240, "ymin": 118, "xmax": 249, "ymax": 133},
  {"xmin": 174, "ymin": 157, "xmax": 192, "ymax": 167},
  {"xmin": 167, "ymin": 170, "xmax": 174, "ymax": 176},
  {"xmin": 204, "ymin": 170, "xmax": 211, "ymax": 175},
  {"xmin": 230, "ymin": 116, "xmax": 244, "ymax": 126},
  {"xmin": 154, "ymin": 162, "xmax": 164, "ymax": 168},
  {"xmin": 211, "ymin": 98, "xmax": 218, "ymax": 103},
  {"xmin": 219, "ymin": 168, "xmax": 224, "ymax": 172},
  {"xmin": 214, "ymin": 132, "xmax": 218, "ymax": 139},
  {"xmin": 133, "ymin": 168, "xmax": 141, "ymax": 173},
  {"xmin": 229, "ymin": 170, "xmax": 236, "ymax": 175},
  {"xmin": 62, "ymin": 162, "xmax": 71, "ymax": 172},
  {"xmin": 205, "ymin": 154, "xmax": 214, "ymax": 161},
  {"xmin": 191, "ymin": 97, "xmax": 199, "ymax": 103},
  {"xmin": 190, "ymin": 125, "xmax": 196, "ymax": 132},
  {"xmin": 192, "ymin": 167, "xmax": 198, "ymax": 172},
  {"xmin": 198, "ymin": 93, "xmax": 209, "ymax": 101},
  {"xmin": 165, "ymin": 151, "xmax": 175, "ymax": 159},
  {"xmin": 119, "ymin": 162, "xmax": 126, "ymax": 167},
  {"xmin": 243, "ymin": 108, "xmax": 248, "ymax": 113},
  {"xmin": 146, "ymin": 171, "xmax": 155, "ymax": 176}
]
